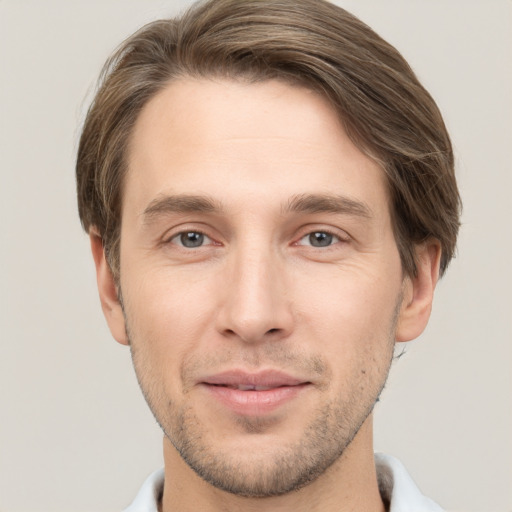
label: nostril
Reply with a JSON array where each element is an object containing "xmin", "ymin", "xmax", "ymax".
[{"xmin": 267, "ymin": 328, "xmax": 279, "ymax": 335}]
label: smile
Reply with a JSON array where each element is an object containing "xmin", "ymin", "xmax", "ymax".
[
  {"xmin": 199, "ymin": 370, "xmax": 312, "ymax": 416},
  {"xmin": 214, "ymin": 384, "xmax": 278, "ymax": 391}
]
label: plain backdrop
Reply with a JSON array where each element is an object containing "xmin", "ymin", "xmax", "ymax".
[{"xmin": 1, "ymin": 1, "xmax": 511, "ymax": 511}]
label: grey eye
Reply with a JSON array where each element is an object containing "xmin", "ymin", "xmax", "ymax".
[
  {"xmin": 296, "ymin": 231, "xmax": 340, "ymax": 248},
  {"xmin": 175, "ymin": 232, "xmax": 207, "ymax": 248},
  {"xmin": 308, "ymin": 232, "xmax": 334, "ymax": 247}
]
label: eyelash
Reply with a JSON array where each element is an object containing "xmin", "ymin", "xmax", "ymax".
[
  {"xmin": 301, "ymin": 226, "xmax": 353, "ymax": 251},
  {"xmin": 164, "ymin": 227, "xmax": 348, "ymax": 250},
  {"xmin": 166, "ymin": 230, "xmax": 216, "ymax": 249},
  {"xmin": 295, "ymin": 229, "xmax": 346, "ymax": 248}
]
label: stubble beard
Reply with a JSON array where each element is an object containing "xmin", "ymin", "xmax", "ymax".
[
  {"xmin": 125, "ymin": 301, "xmax": 399, "ymax": 498},
  {"xmin": 161, "ymin": 385, "xmax": 380, "ymax": 498}
]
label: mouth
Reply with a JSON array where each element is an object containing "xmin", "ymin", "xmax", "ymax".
[
  {"xmin": 199, "ymin": 370, "xmax": 312, "ymax": 416},
  {"xmin": 210, "ymin": 383, "xmax": 289, "ymax": 391}
]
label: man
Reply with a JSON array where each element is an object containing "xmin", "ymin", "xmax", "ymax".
[{"xmin": 76, "ymin": 0, "xmax": 461, "ymax": 510}]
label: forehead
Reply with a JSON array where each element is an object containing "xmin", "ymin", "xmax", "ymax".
[{"xmin": 124, "ymin": 77, "xmax": 388, "ymax": 217}]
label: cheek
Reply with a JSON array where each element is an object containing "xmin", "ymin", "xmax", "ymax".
[
  {"xmin": 297, "ymin": 264, "xmax": 401, "ymax": 331},
  {"xmin": 295, "ymin": 267, "xmax": 400, "ymax": 373},
  {"xmin": 122, "ymin": 269, "xmax": 217, "ymax": 372}
]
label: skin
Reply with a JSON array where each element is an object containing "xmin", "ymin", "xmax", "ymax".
[{"xmin": 91, "ymin": 78, "xmax": 440, "ymax": 512}]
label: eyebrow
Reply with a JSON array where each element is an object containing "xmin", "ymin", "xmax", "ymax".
[
  {"xmin": 141, "ymin": 192, "xmax": 372, "ymax": 224},
  {"xmin": 142, "ymin": 194, "xmax": 223, "ymax": 223},
  {"xmin": 283, "ymin": 193, "xmax": 372, "ymax": 218}
]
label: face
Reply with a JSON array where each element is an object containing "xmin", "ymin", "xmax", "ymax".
[{"xmin": 94, "ymin": 78, "xmax": 436, "ymax": 498}]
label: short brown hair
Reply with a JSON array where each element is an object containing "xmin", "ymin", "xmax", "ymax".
[{"xmin": 76, "ymin": 0, "xmax": 461, "ymax": 280}]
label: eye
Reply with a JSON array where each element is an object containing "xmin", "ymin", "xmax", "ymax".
[
  {"xmin": 170, "ymin": 231, "xmax": 213, "ymax": 248},
  {"xmin": 297, "ymin": 231, "xmax": 341, "ymax": 248}
]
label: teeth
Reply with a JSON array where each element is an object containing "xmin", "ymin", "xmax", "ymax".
[
  {"xmin": 236, "ymin": 385, "xmax": 272, "ymax": 391},
  {"xmin": 237, "ymin": 384, "xmax": 255, "ymax": 391}
]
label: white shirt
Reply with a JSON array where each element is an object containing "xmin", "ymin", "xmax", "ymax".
[{"xmin": 123, "ymin": 453, "xmax": 443, "ymax": 512}]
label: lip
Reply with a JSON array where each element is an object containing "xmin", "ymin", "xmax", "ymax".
[{"xmin": 199, "ymin": 370, "xmax": 311, "ymax": 416}]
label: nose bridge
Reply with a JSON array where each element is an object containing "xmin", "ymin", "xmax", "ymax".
[{"xmin": 218, "ymin": 236, "xmax": 292, "ymax": 343}]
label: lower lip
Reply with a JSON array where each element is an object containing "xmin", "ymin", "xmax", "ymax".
[{"xmin": 202, "ymin": 383, "xmax": 310, "ymax": 416}]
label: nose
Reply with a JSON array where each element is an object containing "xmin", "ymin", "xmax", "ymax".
[{"xmin": 215, "ymin": 246, "xmax": 294, "ymax": 344}]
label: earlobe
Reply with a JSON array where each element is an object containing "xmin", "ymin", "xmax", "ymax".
[
  {"xmin": 395, "ymin": 240, "xmax": 441, "ymax": 343},
  {"xmin": 89, "ymin": 229, "xmax": 129, "ymax": 345}
]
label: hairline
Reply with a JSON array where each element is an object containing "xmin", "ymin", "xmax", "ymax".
[{"xmin": 111, "ymin": 72, "xmax": 409, "ymax": 281}]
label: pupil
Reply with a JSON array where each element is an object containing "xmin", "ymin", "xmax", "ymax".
[
  {"xmin": 310, "ymin": 232, "xmax": 332, "ymax": 247},
  {"xmin": 181, "ymin": 232, "xmax": 204, "ymax": 248}
]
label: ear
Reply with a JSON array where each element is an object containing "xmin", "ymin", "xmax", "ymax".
[
  {"xmin": 89, "ymin": 229, "xmax": 129, "ymax": 345},
  {"xmin": 395, "ymin": 239, "xmax": 441, "ymax": 343}
]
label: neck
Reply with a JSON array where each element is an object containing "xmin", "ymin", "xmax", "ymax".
[{"xmin": 160, "ymin": 415, "xmax": 385, "ymax": 512}]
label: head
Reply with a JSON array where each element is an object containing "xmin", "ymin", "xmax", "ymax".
[
  {"xmin": 77, "ymin": 0, "xmax": 460, "ymax": 283},
  {"xmin": 76, "ymin": 0, "xmax": 461, "ymax": 500}
]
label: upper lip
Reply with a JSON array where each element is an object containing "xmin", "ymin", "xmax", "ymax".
[{"xmin": 201, "ymin": 370, "xmax": 309, "ymax": 388}]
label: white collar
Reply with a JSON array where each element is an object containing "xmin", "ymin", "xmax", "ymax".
[
  {"xmin": 375, "ymin": 453, "xmax": 443, "ymax": 512},
  {"xmin": 123, "ymin": 454, "xmax": 443, "ymax": 512}
]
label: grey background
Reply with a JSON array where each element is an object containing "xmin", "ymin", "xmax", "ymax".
[{"xmin": 1, "ymin": 1, "xmax": 511, "ymax": 511}]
